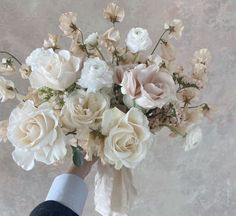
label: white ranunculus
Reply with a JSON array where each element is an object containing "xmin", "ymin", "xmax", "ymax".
[
  {"xmin": 84, "ymin": 32, "xmax": 99, "ymax": 48},
  {"xmin": 77, "ymin": 57, "xmax": 113, "ymax": 92},
  {"xmin": 26, "ymin": 48, "xmax": 81, "ymax": 91},
  {"xmin": 101, "ymin": 107, "xmax": 151, "ymax": 169},
  {"xmin": 184, "ymin": 126, "xmax": 202, "ymax": 151},
  {"xmin": 0, "ymin": 120, "xmax": 8, "ymax": 143},
  {"xmin": 7, "ymin": 101, "xmax": 67, "ymax": 170},
  {"xmin": 0, "ymin": 76, "xmax": 15, "ymax": 102},
  {"xmin": 126, "ymin": 27, "xmax": 152, "ymax": 53},
  {"xmin": 61, "ymin": 89, "xmax": 109, "ymax": 130}
]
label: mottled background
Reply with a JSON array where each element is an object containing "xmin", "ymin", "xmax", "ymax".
[{"xmin": 0, "ymin": 0, "xmax": 236, "ymax": 215}]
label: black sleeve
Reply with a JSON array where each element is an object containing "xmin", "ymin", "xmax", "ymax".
[{"xmin": 30, "ymin": 200, "xmax": 79, "ymax": 216}]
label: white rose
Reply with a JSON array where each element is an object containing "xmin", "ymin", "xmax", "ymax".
[
  {"xmin": 61, "ymin": 89, "xmax": 109, "ymax": 130},
  {"xmin": 26, "ymin": 48, "xmax": 81, "ymax": 91},
  {"xmin": 126, "ymin": 27, "xmax": 152, "ymax": 53},
  {"xmin": 101, "ymin": 107, "xmax": 151, "ymax": 169},
  {"xmin": 0, "ymin": 120, "xmax": 8, "ymax": 143},
  {"xmin": 84, "ymin": 32, "xmax": 99, "ymax": 48},
  {"xmin": 77, "ymin": 57, "xmax": 113, "ymax": 92},
  {"xmin": 0, "ymin": 76, "xmax": 15, "ymax": 102},
  {"xmin": 7, "ymin": 101, "xmax": 67, "ymax": 170},
  {"xmin": 184, "ymin": 126, "xmax": 202, "ymax": 151}
]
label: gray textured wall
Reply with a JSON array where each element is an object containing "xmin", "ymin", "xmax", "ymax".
[{"xmin": 0, "ymin": 0, "xmax": 236, "ymax": 215}]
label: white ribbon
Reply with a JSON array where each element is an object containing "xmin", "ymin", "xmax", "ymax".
[{"xmin": 94, "ymin": 161, "xmax": 137, "ymax": 216}]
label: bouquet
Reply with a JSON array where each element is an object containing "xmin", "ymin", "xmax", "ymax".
[{"xmin": 0, "ymin": 2, "xmax": 213, "ymax": 215}]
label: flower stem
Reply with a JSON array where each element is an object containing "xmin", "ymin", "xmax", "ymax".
[
  {"xmin": 187, "ymin": 103, "xmax": 207, "ymax": 109},
  {"xmin": 0, "ymin": 51, "xmax": 22, "ymax": 65},
  {"xmin": 95, "ymin": 46, "xmax": 106, "ymax": 61},
  {"xmin": 133, "ymin": 52, "xmax": 139, "ymax": 63},
  {"xmin": 159, "ymin": 123, "xmax": 186, "ymax": 138},
  {"xmin": 150, "ymin": 29, "xmax": 169, "ymax": 55}
]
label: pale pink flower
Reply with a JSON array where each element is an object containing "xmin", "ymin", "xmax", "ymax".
[
  {"xmin": 120, "ymin": 64, "xmax": 176, "ymax": 109},
  {"xmin": 103, "ymin": 2, "xmax": 125, "ymax": 23}
]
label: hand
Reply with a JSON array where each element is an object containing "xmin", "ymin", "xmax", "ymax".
[{"xmin": 67, "ymin": 157, "xmax": 98, "ymax": 179}]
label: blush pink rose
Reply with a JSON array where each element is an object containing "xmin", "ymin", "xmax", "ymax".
[{"xmin": 120, "ymin": 64, "xmax": 176, "ymax": 109}]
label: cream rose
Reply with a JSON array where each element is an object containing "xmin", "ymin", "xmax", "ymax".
[
  {"xmin": 120, "ymin": 64, "xmax": 176, "ymax": 109},
  {"xmin": 0, "ymin": 76, "xmax": 15, "ymax": 102},
  {"xmin": 126, "ymin": 27, "xmax": 152, "ymax": 53},
  {"xmin": 61, "ymin": 89, "xmax": 109, "ymax": 130},
  {"xmin": 101, "ymin": 107, "xmax": 151, "ymax": 169},
  {"xmin": 7, "ymin": 101, "xmax": 67, "ymax": 170},
  {"xmin": 26, "ymin": 48, "xmax": 81, "ymax": 91},
  {"xmin": 77, "ymin": 57, "xmax": 113, "ymax": 92}
]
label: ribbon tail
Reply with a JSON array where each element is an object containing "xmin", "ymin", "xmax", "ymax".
[{"xmin": 94, "ymin": 161, "xmax": 137, "ymax": 216}]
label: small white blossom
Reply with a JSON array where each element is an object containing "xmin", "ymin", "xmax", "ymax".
[
  {"xmin": 192, "ymin": 48, "xmax": 211, "ymax": 65},
  {"xmin": 0, "ymin": 76, "xmax": 15, "ymax": 102},
  {"xmin": 126, "ymin": 27, "xmax": 152, "ymax": 53},
  {"xmin": 84, "ymin": 32, "xmax": 99, "ymax": 48},
  {"xmin": 184, "ymin": 126, "xmax": 202, "ymax": 151}
]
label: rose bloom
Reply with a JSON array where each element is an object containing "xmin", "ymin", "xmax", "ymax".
[
  {"xmin": 120, "ymin": 64, "xmax": 176, "ymax": 109},
  {"xmin": 103, "ymin": 2, "xmax": 125, "ymax": 23},
  {"xmin": 184, "ymin": 126, "xmax": 202, "ymax": 151},
  {"xmin": 61, "ymin": 89, "xmax": 109, "ymax": 130},
  {"xmin": 0, "ymin": 120, "xmax": 8, "ymax": 143},
  {"xmin": 164, "ymin": 19, "xmax": 184, "ymax": 40},
  {"xmin": 0, "ymin": 76, "xmax": 15, "ymax": 102},
  {"xmin": 101, "ymin": 107, "xmax": 151, "ymax": 169},
  {"xmin": 84, "ymin": 32, "xmax": 99, "ymax": 49},
  {"xmin": 192, "ymin": 48, "xmax": 211, "ymax": 65},
  {"xmin": 26, "ymin": 48, "xmax": 81, "ymax": 91},
  {"xmin": 59, "ymin": 12, "xmax": 79, "ymax": 38},
  {"xmin": 77, "ymin": 57, "xmax": 113, "ymax": 92},
  {"xmin": 7, "ymin": 101, "xmax": 67, "ymax": 170},
  {"xmin": 126, "ymin": 27, "xmax": 152, "ymax": 53}
]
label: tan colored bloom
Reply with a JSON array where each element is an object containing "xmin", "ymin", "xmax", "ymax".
[
  {"xmin": 192, "ymin": 48, "xmax": 211, "ymax": 65},
  {"xmin": 0, "ymin": 120, "xmax": 8, "ymax": 143},
  {"xmin": 0, "ymin": 76, "xmax": 15, "ymax": 102},
  {"xmin": 177, "ymin": 88, "xmax": 199, "ymax": 103},
  {"xmin": 101, "ymin": 27, "xmax": 120, "ymax": 52},
  {"xmin": 192, "ymin": 63, "xmax": 208, "ymax": 82},
  {"xmin": 59, "ymin": 12, "xmax": 80, "ymax": 38},
  {"xmin": 23, "ymin": 87, "xmax": 41, "ymax": 106},
  {"xmin": 69, "ymin": 128, "xmax": 105, "ymax": 161},
  {"xmin": 19, "ymin": 64, "xmax": 31, "ymax": 79},
  {"xmin": 103, "ymin": 2, "xmax": 125, "ymax": 23},
  {"xmin": 43, "ymin": 34, "xmax": 60, "ymax": 49},
  {"xmin": 0, "ymin": 58, "xmax": 16, "ymax": 76},
  {"xmin": 160, "ymin": 42, "xmax": 176, "ymax": 62},
  {"xmin": 164, "ymin": 19, "xmax": 184, "ymax": 40},
  {"xmin": 184, "ymin": 107, "xmax": 204, "ymax": 123}
]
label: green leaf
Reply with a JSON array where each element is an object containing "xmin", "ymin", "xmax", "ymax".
[{"xmin": 72, "ymin": 146, "xmax": 84, "ymax": 167}]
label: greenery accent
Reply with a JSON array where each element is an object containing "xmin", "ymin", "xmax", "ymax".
[{"xmin": 72, "ymin": 146, "xmax": 84, "ymax": 167}]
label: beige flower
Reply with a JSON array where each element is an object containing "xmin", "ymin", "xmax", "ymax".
[
  {"xmin": 61, "ymin": 89, "xmax": 109, "ymax": 130},
  {"xmin": 0, "ymin": 120, "xmax": 8, "ymax": 143},
  {"xmin": 183, "ymin": 107, "xmax": 204, "ymax": 123},
  {"xmin": 101, "ymin": 107, "xmax": 151, "ymax": 169},
  {"xmin": 69, "ymin": 128, "xmax": 105, "ymax": 161},
  {"xmin": 0, "ymin": 58, "xmax": 16, "ymax": 76},
  {"xmin": 101, "ymin": 27, "xmax": 120, "ymax": 52},
  {"xmin": 0, "ymin": 76, "xmax": 15, "ymax": 102},
  {"xmin": 23, "ymin": 87, "xmax": 41, "ymax": 106},
  {"xmin": 192, "ymin": 63, "xmax": 208, "ymax": 82},
  {"xmin": 103, "ymin": 2, "xmax": 125, "ymax": 23},
  {"xmin": 192, "ymin": 48, "xmax": 211, "ymax": 65},
  {"xmin": 59, "ymin": 12, "xmax": 80, "ymax": 38},
  {"xmin": 164, "ymin": 19, "xmax": 184, "ymax": 40},
  {"xmin": 177, "ymin": 88, "xmax": 199, "ymax": 103},
  {"xmin": 19, "ymin": 64, "xmax": 31, "ymax": 79},
  {"xmin": 160, "ymin": 42, "xmax": 176, "ymax": 62},
  {"xmin": 43, "ymin": 34, "xmax": 60, "ymax": 49}
]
